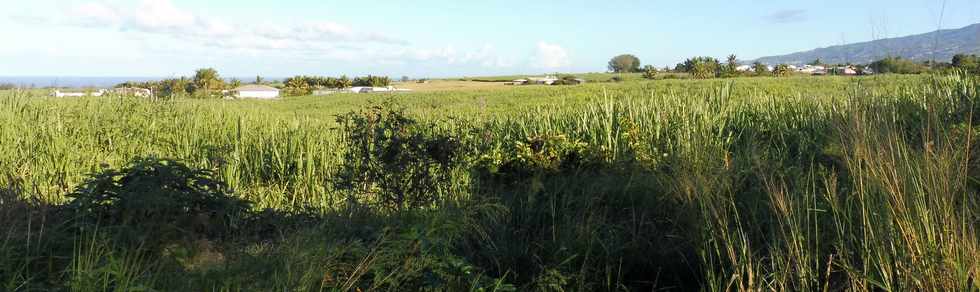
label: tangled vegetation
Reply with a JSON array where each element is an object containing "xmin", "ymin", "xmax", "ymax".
[{"xmin": 1, "ymin": 74, "xmax": 979, "ymax": 291}]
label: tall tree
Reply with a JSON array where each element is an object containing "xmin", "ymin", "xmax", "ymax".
[
  {"xmin": 725, "ymin": 54, "xmax": 739, "ymax": 76},
  {"xmin": 193, "ymin": 68, "xmax": 224, "ymax": 97},
  {"xmin": 753, "ymin": 62, "xmax": 769, "ymax": 76},
  {"xmin": 952, "ymin": 54, "xmax": 979, "ymax": 72},
  {"xmin": 608, "ymin": 54, "xmax": 642, "ymax": 73},
  {"xmin": 684, "ymin": 56, "xmax": 721, "ymax": 79}
]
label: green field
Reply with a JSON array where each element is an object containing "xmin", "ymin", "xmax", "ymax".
[{"xmin": 2, "ymin": 74, "xmax": 978, "ymax": 291}]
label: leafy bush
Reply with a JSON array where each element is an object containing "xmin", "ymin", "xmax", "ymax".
[
  {"xmin": 870, "ymin": 57, "xmax": 928, "ymax": 74},
  {"xmin": 335, "ymin": 104, "xmax": 464, "ymax": 212},
  {"xmin": 681, "ymin": 56, "xmax": 721, "ymax": 79},
  {"xmin": 477, "ymin": 135, "xmax": 604, "ymax": 182},
  {"xmin": 773, "ymin": 64, "xmax": 792, "ymax": 76},
  {"xmin": 352, "ymin": 75, "xmax": 392, "ymax": 87},
  {"xmin": 65, "ymin": 158, "xmax": 252, "ymax": 248},
  {"xmin": 952, "ymin": 54, "xmax": 980, "ymax": 73},
  {"xmin": 550, "ymin": 75, "xmax": 583, "ymax": 86},
  {"xmin": 642, "ymin": 65, "xmax": 658, "ymax": 79}
]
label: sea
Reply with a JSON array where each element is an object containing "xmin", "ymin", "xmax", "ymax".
[
  {"xmin": 0, "ymin": 76, "xmax": 161, "ymax": 88},
  {"xmin": 0, "ymin": 76, "xmax": 283, "ymax": 89}
]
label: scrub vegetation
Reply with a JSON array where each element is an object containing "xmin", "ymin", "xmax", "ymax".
[{"xmin": 1, "ymin": 74, "xmax": 978, "ymax": 291}]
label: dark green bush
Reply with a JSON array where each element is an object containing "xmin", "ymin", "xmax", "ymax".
[
  {"xmin": 335, "ymin": 104, "xmax": 464, "ymax": 212},
  {"xmin": 64, "ymin": 158, "xmax": 252, "ymax": 248}
]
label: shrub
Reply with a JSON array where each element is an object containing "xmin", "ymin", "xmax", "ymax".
[
  {"xmin": 642, "ymin": 65, "xmax": 658, "ymax": 79},
  {"xmin": 551, "ymin": 75, "xmax": 583, "ymax": 86},
  {"xmin": 64, "ymin": 158, "xmax": 252, "ymax": 248},
  {"xmin": 335, "ymin": 104, "xmax": 464, "ymax": 212},
  {"xmin": 681, "ymin": 57, "xmax": 721, "ymax": 79},
  {"xmin": 477, "ymin": 135, "xmax": 604, "ymax": 183},
  {"xmin": 870, "ymin": 57, "xmax": 928, "ymax": 74},
  {"xmin": 773, "ymin": 64, "xmax": 792, "ymax": 77}
]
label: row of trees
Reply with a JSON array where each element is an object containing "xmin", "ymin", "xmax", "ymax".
[
  {"xmin": 670, "ymin": 55, "xmax": 780, "ymax": 79},
  {"xmin": 116, "ymin": 69, "xmax": 400, "ymax": 98},
  {"xmin": 283, "ymin": 75, "xmax": 391, "ymax": 95},
  {"xmin": 951, "ymin": 54, "xmax": 980, "ymax": 73},
  {"xmin": 610, "ymin": 53, "xmax": 781, "ymax": 80},
  {"xmin": 856, "ymin": 55, "xmax": 974, "ymax": 74},
  {"xmin": 612, "ymin": 52, "xmax": 980, "ymax": 81},
  {"xmin": 115, "ymin": 68, "xmax": 257, "ymax": 99}
]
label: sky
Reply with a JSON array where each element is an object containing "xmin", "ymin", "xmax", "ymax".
[{"xmin": 1, "ymin": 0, "xmax": 978, "ymax": 78}]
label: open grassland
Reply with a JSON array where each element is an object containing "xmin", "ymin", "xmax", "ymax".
[{"xmin": 1, "ymin": 74, "xmax": 978, "ymax": 291}]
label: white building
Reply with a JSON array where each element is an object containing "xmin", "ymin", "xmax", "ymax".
[
  {"xmin": 53, "ymin": 90, "xmax": 86, "ymax": 97},
  {"xmin": 798, "ymin": 65, "xmax": 827, "ymax": 74},
  {"xmin": 736, "ymin": 65, "xmax": 753, "ymax": 72},
  {"xmin": 232, "ymin": 85, "xmax": 280, "ymax": 99},
  {"xmin": 52, "ymin": 89, "xmax": 106, "ymax": 97},
  {"xmin": 529, "ymin": 76, "xmax": 559, "ymax": 85},
  {"xmin": 348, "ymin": 86, "xmax": 412, "ymax": 93},
  {"xmin": 112, "ymin": 87, "xmax": 152, "ymax": 97}
]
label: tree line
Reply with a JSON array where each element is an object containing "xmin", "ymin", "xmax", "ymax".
[
  {"xmin": 115, "ymin": 69, "xmax": 394, "ymax": 98},
  {"xmin": 608, "ymin": 53, "xmax": 980, "ymax": 80},
  {"xmin": 283, "ymin": 75, "xmax": 391, "ymax": 96},
  {"xmin": 116, "ymin": 68, "xmax": 238, "ymax": 99}
]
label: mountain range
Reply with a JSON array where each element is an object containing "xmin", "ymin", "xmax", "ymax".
[{"xmin": 754, "ymin": 23, "xmax": 980, "ymax": 65}]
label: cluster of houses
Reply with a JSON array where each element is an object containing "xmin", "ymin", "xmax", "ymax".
[
  {"xmin": 735, "ymin": 64, "xmax": 874, "ymax": 76},
  {"xmin": 509, "ymin": 76, "xmax": 585, "ymax": 85}
]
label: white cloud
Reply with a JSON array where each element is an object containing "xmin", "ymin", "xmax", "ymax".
[
  {"xmin": 382, "ymin": 44, "xmax": 513, "ymax": 68},
  {"xmin": 533, "ymin": 41, "xmax": 570, "ymax": 68},
  {"xmin": 27, "ymin": 0, "xmax": 516, "ymax": 73},
  {"xmin": 73, "ymin": 2, "xmax": 120, "ymax": 26},
  {"xmin": 64, "ymin": 0, "xmax": 405, "ymax": 45},
  {"xmin": 131, "ymin": 0, "xmax": 196, "ymax": 32}
]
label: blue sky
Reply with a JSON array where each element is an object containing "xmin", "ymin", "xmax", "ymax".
[{"xmin": 1, "ymin": 0, "xmax": 978, "ymax": 78}]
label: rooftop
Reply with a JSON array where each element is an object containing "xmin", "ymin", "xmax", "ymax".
[{"xmin": 233, "ymin": 85, "xmax": 280, "ymax": 92}]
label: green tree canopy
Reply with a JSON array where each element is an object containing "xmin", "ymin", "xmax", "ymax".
[
  {"xmin": 681, "ymin": 56, "xmax": 721, "ymax": 79},
  {"xmin": 192, "ymin": 68, "xmax": 224, "ymax": 97},
  {"xmin": 753, "ymin": 62, "xmax": 769, "ymax": 76},
  {"xmin": 952, "ymin": 54, "xmax": 980, "ymax": 73},
  {"xmin": 608, "ymin": 54, "xmax": 642, "ymax": 73},
  {"xmin": 869, "ymin": 57, "xmax": 928, "ymax": 74}
]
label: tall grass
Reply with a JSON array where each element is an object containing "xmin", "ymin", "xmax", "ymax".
[{"xmin": 0, "ymin": 74, "xmax": 977, "ymax": 290}]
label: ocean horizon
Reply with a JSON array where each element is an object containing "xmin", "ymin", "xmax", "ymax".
[{"xmin": 0, "ymin": 76, "xmax": 284, "ymax": 89}]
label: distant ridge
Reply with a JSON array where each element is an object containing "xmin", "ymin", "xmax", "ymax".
[{"xmin": 754, "ymin": 23, "xmax": 980, "ymax": 65}]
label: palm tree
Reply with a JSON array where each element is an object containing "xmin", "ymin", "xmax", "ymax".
[
  {"xmin": 727, "ymin": 54, "xmax": 738, "ymax": 74},
  {"xmin": 338, "ymin": 75, "xmax": 352, "ymax": 88},
  {"xmin": 193, "ymin": 68, "xmax": 223, "ymax": 97},
  {"xmin": 285, "ymin": 77, "xmax": 310, "ymax": 96}
]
